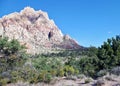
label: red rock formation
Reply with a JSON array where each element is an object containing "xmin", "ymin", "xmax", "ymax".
[{"xmin": 0, "ymin": 7, "xmax": 81, "ymax": 54}]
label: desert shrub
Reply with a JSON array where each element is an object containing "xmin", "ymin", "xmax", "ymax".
[
  {"xmin": 38, "ymin": 70, "xmax": 48, "ymax": 82},
  {"xmin": 78, "ymin": 56, "xmax": 99, "ymax": 77},
  {"xmin": 20, "ymin": 66, "xmax": 38, "ymax": 83},
  {"xmin": 85, "ymin": 78, "xmax": 92, "ymax": 84},
  {"xmin": 66, "ymin": 75, "xmax": 77, "ymax": 81},
  {"xmin": 9, "ymin": 65, "xmax": 39, "ymax": 84},
  {"xmin": 65, "ymin": 55, "xmax": 100, "ymax": 78},
  {"xmin": 97, "ymin": 35, "xmax": 120, "ymax": 70},
  {"xmin": 50, "ymin": 77, "xmax": 59, "ymax": 85},
  {"xmin": 110, "ymin": 66, "xmax": 120, "ymax": 75},
  {"xmin": 75, "ymin": 69, "xmax": 79, "ymax": 75},
  {"xmin": 0, "ymin": 37, "xmax": 25, "ymax": 55},
  {"xmin": 105, "ymin": 76, "xmax": 114, "ymax": 81},
  {"xmin": 45, "ymin": 73, "xmax": 52, "ymax": 83},
  {"xmin": 87, "ymin": 46, "xmax": 98, "ymax": 57},
  {"xmin": 0, "ymin": 78, "xmax": 10, "ymax": 86},
  {"xmin": 57, "ymin": 68, "xmax": 65, "ymax": 77},
  {"xmin": 50, "ymin": 69, "xmax": 57, "ymax": 77},
  {"xmin": 64, "ymin": 65, "xmax": 75, "ymax": 76},
  {"xmin": 32, "ymin": 57, "xmax": 63, "ymax": 71},
  {"xmin": 10, "ymin": 70, "xmax": 21, "ymax": 83},
  {"xmin": 0, "ymin": 37, "xmax": 27, "ymax": 73},
  {"xmin": 96, "ymin": 70, "xmax": 107, "ymax": 77},
  {"xmin": 38, "ymin": 70, "xmax": 52, "ymax": 83},
  {"xmin": 65, "ymin": 57, "xmax": 79, "ymax": 69},
  {"xmin": 32, "ymin": 57, "xmax": 64, "ymax": 82},
  {"xmin": 0, "ymin": 37, "xmax": 28, "ymax": 85},
  {"xmin": 77, "ymin": 74, "xmax": 85, "ymax": 79},
  {"xmin": 96, "ymin": 79, "xmax": 105, "ymax": 86}
]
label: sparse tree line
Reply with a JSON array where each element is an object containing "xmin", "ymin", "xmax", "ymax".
[{"xmin": 0, "ymin": 35, "xmax": 120, "ymax": 85}]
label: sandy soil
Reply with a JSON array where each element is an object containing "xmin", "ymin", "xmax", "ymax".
[{"xmin": 7, "ymin": 76, "xmax": 120, "ymax": 86}]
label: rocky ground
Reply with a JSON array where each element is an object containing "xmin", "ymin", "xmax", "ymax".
[{"xmin": 7, "ymin": 74, "xmax": 120, "ymax": 86}]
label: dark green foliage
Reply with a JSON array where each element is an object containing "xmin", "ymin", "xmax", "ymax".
[
  {"xmin": 87, "ymin": 46, "xmax": 98, "ymax": 57},
  {"xmin": 38, "ymin": 70, "xmax": 52, "ymax": 83},
  {"xmin": 32, "ymin": 56, "xmax": 63, "ymax": 82},
  {"xmin": 0, "ymin": 37, "xmax": 27, "ymax": 85},
  {"xmin": 78, "ymin": 57, "xmax": 99, "ymax": 77},
  {"xmin": 32, "ymin": 57, "xmax": 63, "ymax": 73},
  {"xmin": 32, "ymin": 56, "xmax": 78, "ymax": 82},
  {"xmin": 0, "ymin": 37, "xmax": 25, "ymax": 55},
  {"xmin": 41, "ymin": 48, "xmax": 89, "ymax": 58},
  {"xmin": 97, "ymin": 35, "xmax": 120, "ymax": 70},
  {"xmin": 0, "ymin": 78, "xmax": 10, "ymax": 86},
  {"xmin": 0, "ymin": 37, "xmax": 9, "ymax": 52},
  {"xmin": 0, "ymin": 37, "xmax": 27, "ymax": 73},
  {"xmin": 63, "ymin": 35, "xmax": 120, "ymax": 78},
  {"xmin": 65, "ymin": 56, "xmax": 99, "ymax": 78},
  {"xmin": 96, "ymin": 70, "xmax": 107, "ymax": 77},
  {"xmin": 84, "ymin": 78, "xmax": 92, "ymax": 83},
  {"xmin": 64, "ymin": 65, "xmax": 75, "ymax": 76},
  {"xmin": 1, "ymin": 35, "xmax": 120, "ymax": 85}
]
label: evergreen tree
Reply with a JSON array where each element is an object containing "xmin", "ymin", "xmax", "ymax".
[{"xmin": 97, "ymin": 35, "xmax": 120, "ymax": 70}]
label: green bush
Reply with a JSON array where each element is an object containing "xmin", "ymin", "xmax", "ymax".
[
  {"xmin": 1, "ymin": 35, "xmax": 120, "ymax": 85},
  {"xmin": 97, "ymin": 35, "xmax": 120, "ymax": 70},
  {"xmin": 85, "ymin": 78, "xmax": 92, "ymax": 84},
  {"xmin": 0, "ymin": 78, "xmax": 10, "ymax": 86},
  {"xmin": 64, "ymin": 65, "xmax": 75, "ymax": 76},
  {"xmin": 96, "ymin": 70, "xmax": 107, "ymax": 77},
  {"xmin": 77, "ymin": 56, "xmax": 99, "ymax": 77},
  {"xmin": 57, "ymin": 68, "xmax": 64, "ymax": 77},
  {"xmin": 38, "ymin": 70, "xmax": 52, "ymax": 83},
  {"xmin": 110, "ymin": 66, "xmax": 120, "ymax": 75},
  {"xmin": 66, "ymin": 75, "xmax": 77, "ymax": 81},
  {"xmin": 0, "ymin": 37, "xmax": 28, "ymax": 84},
  {"xmin": 50, "ymin": 69, "xmax": 57, "ymax": 77},
  {"xmin": 0, "ymin": 37, "xmax": 27, "ymax": 73},
  {"xmin": 10, "ymin": 65, "xmax": 39, "ymax": 84},
  {"xmin": 77, "ymin": 74, "xmax": 85, "ymax": 79},
  {"xmin": 45, "ymin": 73, "xmax": 52, "ymax": 83}
]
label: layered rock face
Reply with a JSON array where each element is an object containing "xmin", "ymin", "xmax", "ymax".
[{"xmin": 0, "ymin": 7, "xmax": 81, "ymax": 54}]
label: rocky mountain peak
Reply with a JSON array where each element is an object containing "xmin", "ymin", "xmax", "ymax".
[
  {"xmin": 20, "ymin": 7, "xmax": 49, "ymax": 23},
  {"xmin": 0, "ymin": 7, "xmax": 81, "ymax": 54}
]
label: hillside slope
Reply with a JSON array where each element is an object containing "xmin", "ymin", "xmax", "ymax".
[{"xmin": 0, "ymin": 7, "xmax": 81, "ymax": 54}]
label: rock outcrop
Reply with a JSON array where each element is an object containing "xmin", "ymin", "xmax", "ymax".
[{"xmin": 0, "ymin": 7, "xmax": 81, "ymax": 54}]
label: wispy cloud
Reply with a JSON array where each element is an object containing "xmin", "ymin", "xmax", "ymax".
[{"xmin": 108, "ymin": 31, "xmax": 112, "ymax": 34}]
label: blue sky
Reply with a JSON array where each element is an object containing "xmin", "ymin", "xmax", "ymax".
[{"xmin": 0, "ymin": 0, "xmax": 120, "ymax": 47}]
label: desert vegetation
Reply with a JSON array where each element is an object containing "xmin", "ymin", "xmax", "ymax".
[{"xmin": 0, "ymin": 35, "xmax": 120, "ymax": 85}]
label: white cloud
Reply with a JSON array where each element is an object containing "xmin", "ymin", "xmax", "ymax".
[{"xmin": 108, "ymin": 31, "xmax": 112, "ymax": 34}]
